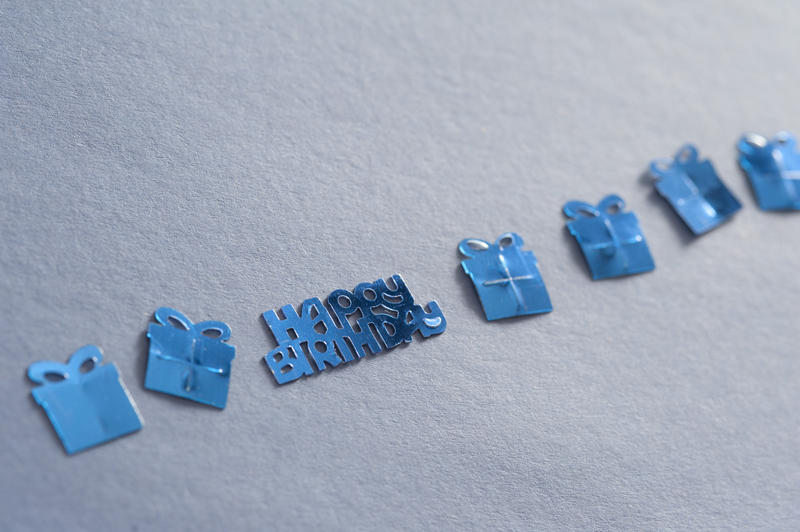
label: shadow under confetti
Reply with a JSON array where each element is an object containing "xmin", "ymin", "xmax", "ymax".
[{"xmin": 135, "ymin": 330, "xmax": 149, "ymax": 387}]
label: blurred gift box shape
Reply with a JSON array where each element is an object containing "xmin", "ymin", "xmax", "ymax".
[
  {"xmin": 146, "ymin": 307, "xmax": 236, "ymax": 408},
  {"xmin": 649, "ymin": 144, "xmax": 741, "ymax": 234},
  {"xmin": 263, "ymin": 274, "xmax": 446, "ymax": 385},
  {"xmin": 458, "ymin": 232, "xmax": 552, "ymax": 321},
  {"xmin": 27, "ymin": 345, "xmax": 143, "ymax": 454},
  {"xmin": 563, "ymin": 194, "xmax": 655, "ymax": 280},
  {"xmin": 738, "ymin": 131, "xmax": 800, "ymax": 211}
]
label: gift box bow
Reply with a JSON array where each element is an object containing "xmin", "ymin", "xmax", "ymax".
[
  {"xmin": 648, "ymin": 144, "xmax": 704, "ymax": 192},
  {"xmin": 28, "ymin": 345, "xmax": 103, "ymax": 386},
  {"xmin": 737, "ymin": 131, "xmax": 798, "ymax": 164},
  {"xmin": 457, "ymin": 232, "xmax": 524, "ymax": 258},
  {"xmin": 150, "ymin": 307, "xmax": 234, "ymax": 372}
]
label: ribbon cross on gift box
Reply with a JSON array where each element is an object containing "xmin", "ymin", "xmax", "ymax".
[
  {"xmin": 563, "ymin": 194, "xmax": 655, "ymax": 280},
  {"xmin": 28, "ymin": 345, "xmax": 143, "ymax": 455},
  {"xmin": 145, "ymin": 307, "xmax": 236, "ymax": 409}
]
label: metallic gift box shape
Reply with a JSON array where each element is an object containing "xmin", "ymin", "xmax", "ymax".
[
  {"xmin": 737, "ymin": 131, "xmax": 800, "ymax": 211},
  {"xmin": 649, "ymin": 144, "xmax": 741, "ymax": 234},
  {"xmin": 27, "ymin": 345, "xmax": 143, "ymax": 454},
  {"xmin": 459, "ymin": 232, "xmax": 552, "ymax": 321},
  {"xmin": 145, "ymin": 307, "xmax": 236, "ymax": 408},
  {"xmin": 563, "ymin": 194, "xmax": 655, "ymax": 280},
  {"xmin": 263, "ymin": 274, "xmax": 446, "ymax": 384}
]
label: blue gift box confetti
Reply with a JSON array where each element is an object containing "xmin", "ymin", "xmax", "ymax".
[
  {"xmin": 145, "ymin": 307, "xmax": 236, "ymax": 409},
  {"xmin": 459, "ymin": 232, "xmax": 552, "ymax": 321},
  {"xmin": 649, "ymin": 144, "xmax": 741, "ymax": 234},
  {"xmin": 738, "ymin": 131, "xmax": 800, "ymax": 211},
  {"xmin": 27, "ymin": 345, "xmax": 143, "ymax": 454},
  {"xmin": 563, "ymin": 194, "xmax": 655, "ymax": 280}
]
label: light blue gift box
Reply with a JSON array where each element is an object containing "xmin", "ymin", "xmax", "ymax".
[{"xmin": 28, "ymin": 345, "xmax": 143, "ymax": 454}]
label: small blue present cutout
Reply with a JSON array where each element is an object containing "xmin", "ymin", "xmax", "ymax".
[
  {"xmin": 458, "ymin": 232, "xmax": 552, "ymax": 321},
  {"xmin": 649, "ymin": 144, "xmax": 742, "ymax": 234},
  {"xmin": 145, "ymin": 307, "xmax": 235, "ymax": 409},
  {"xmin": 563, "ymin": 194, "xmax": 655, "ymax": 280},
  {"xmin": 737, "ymin": 132, "xmax": 800, "ymax": 211},
  {"xmin": 263, "ymin": 274, "xmax": 446, "ymax": 385},
  {"xmin": 27, "ymin": 345, "xmax": 143, "ymax": 455}
]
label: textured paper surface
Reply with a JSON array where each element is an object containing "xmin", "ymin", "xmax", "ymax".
[{"xmin": 2, "ymin": 1, "xmax": 799, "ymax": 530}]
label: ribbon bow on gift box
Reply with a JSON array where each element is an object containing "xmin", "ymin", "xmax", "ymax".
[
  {"xmin": 146, "ymin": 307, "xmax": 235, "ymax": 404},
  {"xmin": 28, "ymin": 345, "xmax": 103, "ymax": 385}
]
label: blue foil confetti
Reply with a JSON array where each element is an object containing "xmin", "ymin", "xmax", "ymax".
[
  {"xmin": 145, "ymin": 307, "xmax": 236, "ymax": 409},
  {"xmin": 563, "ymin": 194, "xmax": 655, "ymax": 280},
  {"xmin": 458, "ymin": 232, "xmax": 553, "ymax": 321},
  {"xmin": 27, "ymin": 345, "xmax": 143, "ymax": 455},
  {"xmin": 263, "ymin": 274, "xmax": 446, "ymax": 384},
  {"xmin": 738, "ymin": 131, "xmax": 800, "ymax": 211},
  {"xmin": 649, "ymin": 144, "xmax": 742, "ymax": 234}
]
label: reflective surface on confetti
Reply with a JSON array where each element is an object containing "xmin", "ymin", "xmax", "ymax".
[
  {"xmin": 145, "ymin": 307, "xmax": 236, "ymax": 409},
  {"xmin": 27, "ymin": 346, "xmax": 143, "ymax": 454},
  {"xmin": 738, "ymin": 131, "xmax": 800, "ymax": 211},
  {"xmin": 459, "ymin": 232, "xmax": 552, "ymax": 321},
  {"xmin": 263, "ymin": 274, "xmax": 446, "ymax": 384},
  {"xmin": 563, "ymin": 194, "xmax": 655, "ymax": 280},
  {"xmin": 649, "ymin": 144, "xmax": 742, "ymax": 234}
]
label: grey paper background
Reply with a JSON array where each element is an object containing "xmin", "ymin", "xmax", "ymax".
[{"xmin": 2, "ymin": 1, "xmax": 799, "ymax": 530}]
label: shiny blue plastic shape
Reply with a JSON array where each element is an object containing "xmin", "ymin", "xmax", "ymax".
[
  {"xmin": 263, "ymin": 274, "xmax": 446, "ymax": 384},
  {"xmin": 146, "ymin": 307, "xmax": 235, "ymax": 408},
  {"xmin": 563, "ymin": 194, "xmax": 655, "ymax": 280},
  {"xmin": 737, "ymin": 132, "xmax": 800, "ymax": 210},
  {"xmin": 649, "ymin": 144, "xmax": 741, "ymax": 234},
  {"xmin": 27, "ymin": 345, "xmax": 143, "ymax": 454},
  {"xmin": 458, "ymin": 232, "xmax": 552, "ymax": 321}
]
